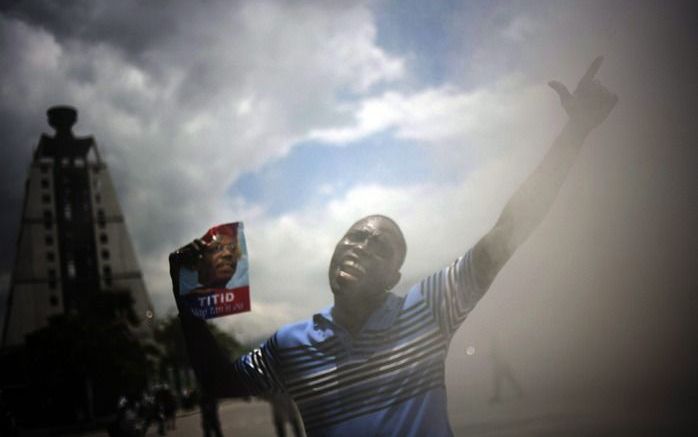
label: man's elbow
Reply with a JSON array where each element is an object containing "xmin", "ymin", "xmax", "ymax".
[{"xmin": 473, "ymin": 227, "xmax": 513, "ymax": 289}]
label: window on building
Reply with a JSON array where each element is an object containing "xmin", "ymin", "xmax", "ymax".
[
  {"xmin": 99, "ymin": 233, "xmax": 108, "ymax": 244},
  {"xmin": 101, "ymin": 249, "xmax": 110, "ymax": 260},
  {"xmin": 41, "ymin": 194, "xmax": 51, "ymax": 204},
  {"xmin": 43, "ymin": 210, "xmax": 53, "ymax": 229},
  {"xmin": 41, "ymin": 178, "xmax": 50, "ymax": 189},
  {"xmin": 45, "ymin": 235, "xmax": 54, "ymax": 245},
  {"xmin": 103, "ymin": 265, "xmax": 113, "ymax": 287},
  {"xmin": 49, "ymin": 295, "xmax": 59, "ymax": 307},
  {"xmin": 46, "ymin": 251, "xmax": 55, "ymax": 262}
]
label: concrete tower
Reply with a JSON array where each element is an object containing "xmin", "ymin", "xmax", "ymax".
[{"xmin": 2, "ymin": 106, "xmax": 154, "ymax": 347}]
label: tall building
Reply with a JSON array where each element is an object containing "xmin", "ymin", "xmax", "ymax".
[{"xmin": 2, "ymin": 105, "xmax": 154, "ymax": 346}]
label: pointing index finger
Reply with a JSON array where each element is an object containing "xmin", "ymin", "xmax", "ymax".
[{"xmin": 579, "ymin": 56, "xmax": 604, "ymax": 87}]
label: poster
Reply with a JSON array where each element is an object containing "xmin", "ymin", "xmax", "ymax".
[{"xmin": 177, "ymin": 222, "xmax": 251, "ymax": 319}]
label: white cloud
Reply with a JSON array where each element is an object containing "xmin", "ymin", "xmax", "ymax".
[
  {"xmin": 308, "ymin": 78, "xmax": 555, "ymax": 151},
  {"xmin": 321, "ymin": 8, "xmax": 405, "ymax": 92},
  {"xmin": 502, "ymin": 15, "xmax": 536, "ymax": 42}
]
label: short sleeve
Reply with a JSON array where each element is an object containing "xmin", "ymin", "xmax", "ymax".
[
  {"xmin": 419, "ymin": 248, "xmax": 486, "ymax": 339},
  {"xmin": 233, "ymin": 333, "xmax": 286, "ymax": 395}
]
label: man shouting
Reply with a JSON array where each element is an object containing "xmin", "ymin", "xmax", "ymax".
[{"xmin": 170, "ymin": 57, "xmax": 617, "ymax": 436}]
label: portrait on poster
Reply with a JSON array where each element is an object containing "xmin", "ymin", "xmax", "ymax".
[{"xmin": 177, "ymin": 222, "xmax": 251, "ymax": 319}]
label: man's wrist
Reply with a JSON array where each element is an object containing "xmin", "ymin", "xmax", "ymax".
[{"xmin": 565, "ymin": 118, "xmax": 593, "ymax": 141}]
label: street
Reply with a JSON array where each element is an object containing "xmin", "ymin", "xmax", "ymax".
[
  {"xmin": 143, "ymin": 399, "xmax": 281, "ymax": 437},
  {"xmin": 72, "ymin": 394, "xmax": 692, "ymax": 437}
]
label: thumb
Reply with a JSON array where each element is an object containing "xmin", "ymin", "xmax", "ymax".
[{"xmin": 548, "ymin": 80, "xmax": 572, "ymax": 105}]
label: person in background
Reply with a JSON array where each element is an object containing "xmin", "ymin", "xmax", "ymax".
[{"xmin": 200, "ymin": 396, "xmax": 224, "ymax": 437}]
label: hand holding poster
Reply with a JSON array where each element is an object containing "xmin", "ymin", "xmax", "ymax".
[{"xmin": 176, "ymin": 222, "xmax": 251, "ymax": 319}]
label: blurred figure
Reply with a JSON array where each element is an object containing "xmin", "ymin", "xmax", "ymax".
[
  {"xmin": 181, "ymin": 387, "xmax": 198, "ymax": 410},
  {"xmin": 108, "ymin": 396, "xmax": 141, "ymax": 437},
  {"xmin": 489, "ymin": 332, "xmax": 524, "ymax": 403},
  {"xmin": 268, "ymin": 392, "xmax": 303, "ymax": 437},
  {"xmin": 200, "ymin": 395, "xmax": 223, "ymax": 437},
  {"xmin": 140, "ymin": 389, "xmax": 165, "ymax": 436},
  {"xmin": 157, "ymin": 385, "xmax": 177, "ymax": 431},
  {"xmin": 0, "ymin": 390, "xmax": 18, "ymax": 437}
]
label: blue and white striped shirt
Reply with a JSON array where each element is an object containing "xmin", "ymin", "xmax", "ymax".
[{"xmin": 235, "ymin": 249, "xmax": 486, "ymax": 436}]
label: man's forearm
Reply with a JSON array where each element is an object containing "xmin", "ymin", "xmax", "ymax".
[
  {"xmin": 177, "ymin": 308, "xmax": 253, "ymax": 398},
  {"xmin": 169, "ymin": 255, "xmax": 253, "ymax": 399},
  {"xmin": 496, "ymin": 120, "xmax": 590, "ymax": 253},
  {"xmin": 473, "ymin": 57, "xmax": 616, "ymax": 290},
  {"xmin": 473, "ymin": 121, "xmax": 591, "ymax": 289}
]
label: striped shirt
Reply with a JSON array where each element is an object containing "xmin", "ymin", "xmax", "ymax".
[{"xmin": 234, "ymin": 249, "xmax": 485, "ymax": 436}]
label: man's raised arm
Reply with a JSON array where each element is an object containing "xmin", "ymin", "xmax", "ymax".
[
  {"xmin": 169, "ymin": 241, "xmax": 252, "ymax": 399},
  {"xmin": 473, "ymin": 56, "xmax": 618, "ymax": 289}
]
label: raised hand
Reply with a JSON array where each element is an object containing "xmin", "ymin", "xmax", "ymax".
[
  {"xmin": 548, "ymin": 56, "xmax": 618, "ymax": 133},
  {"xmin": 169, "ymin": 239, "xmax": 206, "ymax": 272}
]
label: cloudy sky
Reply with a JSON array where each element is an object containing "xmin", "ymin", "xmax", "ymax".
[{"xmin": 1, "ymin": 0, "xmax": 695, "ymax": 404}]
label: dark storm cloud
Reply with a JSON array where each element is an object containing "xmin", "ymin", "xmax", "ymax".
[
  {"xmin": 0, "ymin": 18, "xmax": 58, "ymax": 272},
  {"xmin": 1, "ymin": 0, "xmax": 189, "ymax": 60},
  {"xmin": 0, "ymin": 104, "xmax": 38, "ymax": 269},
  {"xmin": 0, "ymin": 0, "xmax": 249, "ymax": 108}
]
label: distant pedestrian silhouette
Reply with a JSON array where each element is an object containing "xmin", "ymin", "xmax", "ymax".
[
  {"xmin": 158, "ymin": 385, "xmax": 177, "ymax": 431},
  {"xmin": 200, "ymin": 396, "xmax": 224, "ymax": 437},
  {"xmin": 489, "ymin": 332, "xmax": 523, "ymax": 403}
]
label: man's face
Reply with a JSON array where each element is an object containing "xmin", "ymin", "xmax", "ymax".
[
  {"xmin": 199, "ymin": 234, "xmax": 239, "ymax": 287},
  {"xmin": 329, "ymin": 216, "xmax": 404, "ymax": 297}
]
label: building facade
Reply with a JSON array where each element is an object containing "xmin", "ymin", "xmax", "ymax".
[{"xmin": 2, "ymin": 105, "xmax": 154, "ymax": 347}]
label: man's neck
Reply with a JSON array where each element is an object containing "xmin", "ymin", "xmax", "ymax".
[{"xmin": 332, "ymin": 291, "xmax": 389, "ymax": 337}]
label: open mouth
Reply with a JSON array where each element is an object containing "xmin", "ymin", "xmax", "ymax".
[{"xmin": 337, "ymin": 258, "xmax": 366, "ymax": 282}]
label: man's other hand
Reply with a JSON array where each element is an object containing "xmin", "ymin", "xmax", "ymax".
[{"xmin": 169, "ymin": 239, "xmax": 206, "ymax": 271}]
